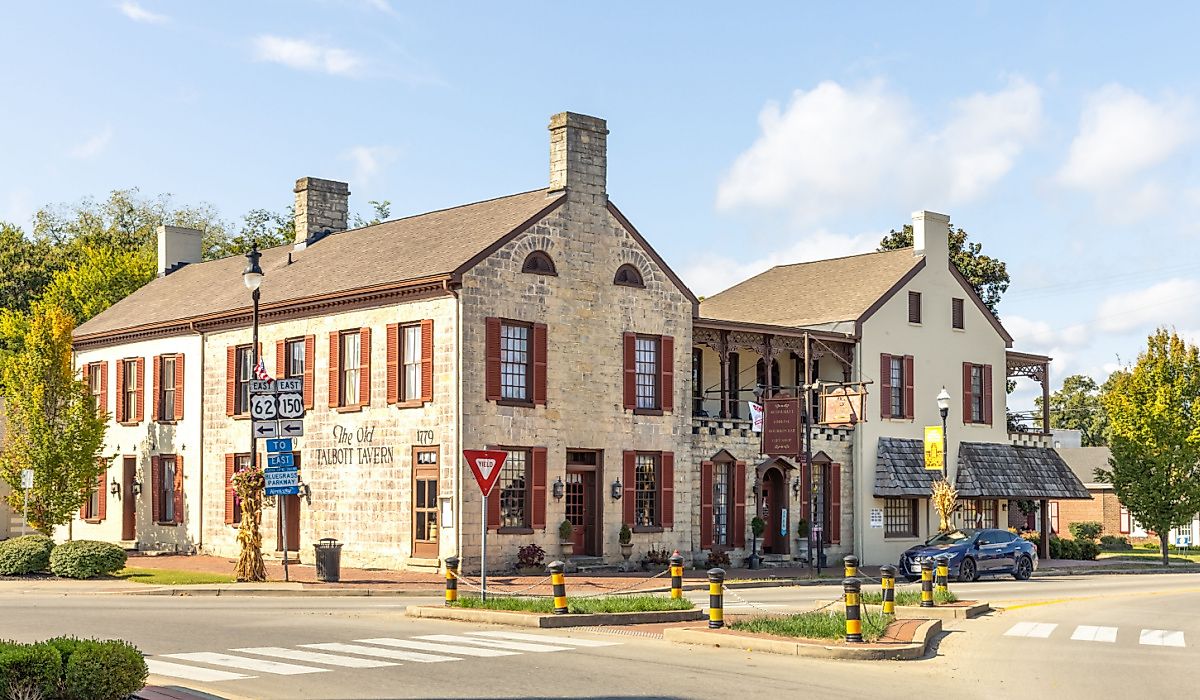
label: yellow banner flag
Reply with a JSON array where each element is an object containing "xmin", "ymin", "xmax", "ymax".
[{"xmin": 924, "ymin": 426, "xmax": 944, "ymax": 470}]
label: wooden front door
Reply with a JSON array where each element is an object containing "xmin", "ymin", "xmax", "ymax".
[
  {"xmin": 412, "ymin": 447, "xmax": 439, "ymax": 558},
  {"xmin": 276, "ymin": 495, "xmax": 300, "ymax": 553},
  {"xmin": 566, "ymin": 450, "xmax": 602, "ymax": 557},
  {"xmin": 760, "ymin": 467, "xmax": 790, "ymax": 555},
  {"xmin": 121, "ymin": 456, "xmax": 136, "ymax": 541}
]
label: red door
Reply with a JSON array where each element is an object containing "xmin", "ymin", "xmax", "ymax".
[
  {"xmin": 121, "ymin": 457, "xmax": 136, "ymax": 541},
  {"xmin": 566, "ymin": 472, "xmax": 586, "ymax": 552}
]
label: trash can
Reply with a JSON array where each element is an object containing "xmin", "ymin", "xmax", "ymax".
[{"xmin": 314, "ymin": 538, "xmax": 343, "ymax": 582}]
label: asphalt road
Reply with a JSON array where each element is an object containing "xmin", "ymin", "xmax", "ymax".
[{"xmin": 0, "ymin": 572, "xmax": 1196, "ymax": 699}]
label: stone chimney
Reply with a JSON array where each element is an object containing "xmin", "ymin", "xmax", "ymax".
[
  {"xmin": 293, "ymin": 176, "xmax": 350, "ymax": 248},
  {"xmin": 156, "ymin": 225, "xmax": 203, "ymax": 276},
  {"xmin": 549, "ymin": 112, "xmax": 608, "ymax": 205},
  {"xmin": 911, "ymin": 210, "xmax": 951, "ymax": 264}
]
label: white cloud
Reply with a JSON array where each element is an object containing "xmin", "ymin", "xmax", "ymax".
[
  {"xmin": 716, "ymin": 78, "xmax": 1041, "ymax": 222},
  {"xmin": 1056, "ymin": 84, "xmax": 1193, "ymax": 191},
  {"xmin": 117, "ymin": 1, "xmax": 168, "ymax": 24},
  {"xmin": 70, "ymin": 126, "xmax": 114, "ymax": 159},
  {"xmin": 1005, "ymin": 314, "xmax": 1091, "ymax": 351},
  {"xmin": 343, "ymin": 145, "xmax": 400, "ymax": 185},
  {"xmin": 1095, "ymin": 277, "xmax": 1200, "ymax": 334},
  {"xmin": 252, "ymin": 35, "xmax": 365, "ymax": 77},
  {"xmin": 680, "ymin": 230, "xmax": 879, "ymax": 297}
]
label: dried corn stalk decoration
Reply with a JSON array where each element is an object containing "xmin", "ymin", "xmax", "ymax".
[
  {"xmin": 234, "ymin": 466, "xmax": 267, "ymax": 582},
  {"xmin": 932, "ymin": 478, "xmax": 959, "ymax": 533}
]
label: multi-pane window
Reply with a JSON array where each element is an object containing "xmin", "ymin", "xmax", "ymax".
[
  {"xmin": 498, "ymin": 449, "xmax": 529, "ymax": 528},
  {"xmin": 712, "ymin": 462, "xmax": 731, "ymax": 546},
  {"xmin": 339, "ymin": 331, "xmax": 361, "ymax": 406},
  {"xmin": 889, "ymin": 356, "xmax": 904, "ymax": 418},
  {"xmin": 970, "ymin": 365, "xmax": 985, "ymax": 423},
  {"xmin": 235, "ymin": 346, "xmax": 253, "ymax": 414},
  {"xmin": 960, "ymin": 499, "xmax": 998, "ymax": 529},
  {"xmin": 635, "ymin": 337, "xmax": 659, "ymax": 409},
  {"xmin": 285, "ymin": 339, "xmax": 305, "ymax": 379},
  {"xmin": 122, "ymin": 359, "xmax": 138, "ymax": 422},
  {"xmin": 160, "ymin": 456, "xmax": 177, "ymax": 523},
  {"xmin": 635, "ymin": 453, "xmax": 659, "ymax": 527},
  {"xmin": 87, "ymin": 362, "xmax": 103, "ymax": 415},
  {"xmin": 232, "ymin": 454, "xmax": 252, "ymax": 525},
  {"xmin": 402, "ymin": 324, "xmax": 422, "ymax": 401},
  {"xmin": 500, "ymin": 323, "xmax": 530, "ymax": 401},
  {"xmin": 414, "ymin": 448, "xmax": 438, "ymax": 547},
  {"xmin": 84, "ymin": 483, "xmax": 100, "ymax": 521},
  {"xmin": 159, "ymin": 355, "xmax": 176, "ymax": 421},
  {"xmin": 564, "ymin": 473, "xmax": 584, "ymax": 527},
  {"xmin": 727, "ymin": 353, "xmax": 741, "ymax": 419},
  {"xmin": 885, "ymin": 498, "xmax": 918, "ymax": 538}
]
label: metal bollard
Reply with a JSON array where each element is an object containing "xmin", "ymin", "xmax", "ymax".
[
  {"xmin": 879, "ymin": 564, "xmax": 896, "ymax": 616},
  {"xmin": 549, "ymin": 560, "xmax": 569, "ymax": 614},
  {"xmin": 843, "ymin": 554, "xmax": 859, "ymax": 578},
  {"xmin": 920, "ymin": 559, "xmax": 935, "ymax": 608},
  {"xmin": 708, "ymin": 568, "xmax": 726, "ymax": 629},
  {"xmin": 669, "ymin": 551, "xmax": 684, "ymax": 600},
  {"xmin": 444, "ymin": 555, "xmax": 459, "ymax": 607},
  {"xmin": 843, "ymin": 578, "xmax": 863, "ymax": 643},
  {"xmin": 935, "ymin": 555, "xmax": 950, "ymax": 598}
]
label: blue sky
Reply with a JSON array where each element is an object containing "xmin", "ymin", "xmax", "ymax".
[{"xmin": 3, "ymin": 1, "xmax": 1199, "ymax": 411}]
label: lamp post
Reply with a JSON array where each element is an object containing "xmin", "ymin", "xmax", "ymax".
[
  {"xmin": 241, "ymin": 243, "xmax": 266, "ymax": 580},
  {"xmin": 936, "ymin": 387, "xmax": 951, "ymax": 484}
]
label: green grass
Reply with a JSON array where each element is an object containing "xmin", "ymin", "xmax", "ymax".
[
  {"xmin": 861, "ymin": 588, "xmax": 957, "ymax": 606},
  {"xmin": 116, "ymin": 567, "xmax": 236, "ymax": 585},
  {"xmin": 1097, "ymin": 551, "xmax": 1200, "ymax": 564},
  {"xmin": 450, "ymin": 594, "xmax": 693, "ymax": 614},
  {"xmin": 730, "ymin": 609, "xmax": 890, "ymax": 642}
]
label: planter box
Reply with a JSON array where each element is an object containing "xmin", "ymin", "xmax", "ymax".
[{"xmin": 407, "ymin": 605, "xmax": 704, "ymax": 628}]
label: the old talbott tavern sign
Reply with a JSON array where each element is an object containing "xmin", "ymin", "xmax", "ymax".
[{"xmin": 761, "ymin": 397, "xmax": 802, "ymax": 457}]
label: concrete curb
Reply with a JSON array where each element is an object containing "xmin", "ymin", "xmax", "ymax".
[
  {"xmin": 890, "ymin": 602, "xmax": 990, "ymax": 620},
  {"xmin": 663, "ymin": 619, "xmax": 941, "ymax": 661},
  {"xmin": 406, "ymin": 605, "xmax": 705, "ymax": 628},
  {"xmin": 1035, "ymin": 565, "xmax": 1200, "ymax": 577},
  {"xmin": 128, "ymin": 586, "xmax": 440, "ymax": 597}
]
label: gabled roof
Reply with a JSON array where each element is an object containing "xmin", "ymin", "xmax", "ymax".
[
  {"xmin": 75, "ymin": 189, "xmax": 564, "ymax": 340},
  {"xmin": 957, "ymin": 442, "xmax": 1092, "ymax": 500},
  {"xmin": 1053, "ymin": 447, "xmax": 1113, "ymax": 489},
  {"xmin": 874, "ymin": 437, "xmax": 940, "ymax": 497}
]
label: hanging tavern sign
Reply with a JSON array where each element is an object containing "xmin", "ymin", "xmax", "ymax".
[
  {"xmin": 820, "ymin": 386, "xmax": 866, "ymax": 428},
  {"xmin": 761, "ymin": 396, "xmax": 802, "ymax": 457}
]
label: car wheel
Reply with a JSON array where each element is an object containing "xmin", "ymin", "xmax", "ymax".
[
  {"xmin": 958, "ymin": 557, "xmax": 978, "ymax": 583},
  {"xmin": 1013, "ymin": 555, "xmax": 1033, "ymax": 581}
]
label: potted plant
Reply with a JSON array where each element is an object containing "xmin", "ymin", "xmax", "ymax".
[
  {"xmin": 515, "ymin": 543, "xmax": 546, "ymax": 575},
  {"xmin": 747, "ymin": 516, "xmax": 766, "ymax": 569},
  {"xmin": 618, "ymin": 523, "xmax": 633, "ymax": 561},
  {"xmin": 558, "ymin": 519, "xmax": 574, "ymax": 557}
]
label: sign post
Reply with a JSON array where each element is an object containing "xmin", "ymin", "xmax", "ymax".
[
  {"xmin": 20, "ymin": 469, "xmax": 33, "ymax": 536},
  {"xmin": 256, "ymin": 380, "xmax": 306, "ymax": 582},
  {"xmin": 463, "ymin": 449, "xmax": 507, "ymax": 602}
]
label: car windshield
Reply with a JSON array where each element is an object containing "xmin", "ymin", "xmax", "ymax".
[{"xmin": 925, "ymin": 529, "xmax": 978, "ymax": 545}]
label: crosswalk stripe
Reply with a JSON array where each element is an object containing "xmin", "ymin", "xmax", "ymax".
[
  {"xmin": 301, "ymin": 642, "xmax": 457, "ymax": 663},
  {"xmin": 1140, "ymin": 630, "xmax": 1186, "ymax": 647},
  {"xmin": 146, "ymin": 659, "xmax": 254, "ymax": 682},
  {"xmin": 163, "ymin": 652, "xmax": 327, "ymax": 675},
  {"xmin": 466, "ymin": 631, "xmax": 622, "ymax": 647},
  {"xmin": 1070, "ymin": 626, "xmax": 1118, "ymax": 643},
  {"xmin": 1004, "ymin": 622, "xmax": 1058, "ymax": 638},
  {"xmin": 415, "ymin": 634, "xmax": 572, "ymax": 653},
  {"xmin": 355, "ymin": 638, "xmax": 519, "ymax": 657},
  {"xmin": 232, "ymin": 647, "xmax": 398, "ymax": 668}
]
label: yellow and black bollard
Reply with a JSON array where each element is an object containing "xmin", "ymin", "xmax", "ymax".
[
  {"xmin": 879, "ymin": 564, "xmax": 896, "ymax": 615},
  {"xmin": 843, "ymin": 554, "xmax": 859, "ymax": 578},
  {"xmin": 935, "ymin": 555, "xmax": 950, "ymax": 598},
  {"xmin": 920, "ymin": 559, "xmax": 935, "ymax": 608},
  {"xmin": 708, "ymin": 568, "xmax": 726, "ymax": 629},
  {"xmin": 843, "ymin": 578, "xmax": 863, "ymax": 643},
  {"xmin": 669, "ymin": 551, "xmax": 684, "ymax": 600},
  {"xmin": 549, "ymin": 560, "xmax": 569, "ymax": 615},
  {"xmin": 444, "ymin": 555, "xmax": 459, "ymax": 607}
]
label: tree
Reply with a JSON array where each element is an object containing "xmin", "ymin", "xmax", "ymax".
[
  {"xmin": 0, "ymin": 223, "xmax": 60, "ymax": 314},
  {"xmin": 351, "ymin": 200, "xmax": 392, "ymax": 229},
  {"xmin": 39, "ymin": 245, "xmax": 156, "ymax": 324},
  {"xmin": 33, "ymin": 188, "xmax": 226, "ymax": 256},
  {"xmin": 879, "ymin": 223, "xmax": 1010, "ymax": 314},
  {"xmin": 1097, "ymin": 329, "xmax": 1200, "ymax": 566},
  {"xmin": 204, "ymin": 208, "xmax": 294, "ymax": 260},
  {"xmin": 0, "ymin": 303, "xmax": 107, "ymax": 536},
  {"xmin": 1035, "ymin": 374, "xmax": 1109, "ymax": 446}
]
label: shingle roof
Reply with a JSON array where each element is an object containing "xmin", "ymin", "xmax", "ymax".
[
  {"xmin": 699, "ymin": 248, "xmax": 923, "ymax": 327},
  {"xmin": 75, "ymin": 189, "xmax": 563, "ymax": 339},
  {"xmin": 957, "ymin": 442, "xmax": 1092, "ymax": 500},
  {"xmin": 874, "ymin": 437, "xmax": 940, "ymax": 497},
  {"xmin": 1053, "ymin": 447, "xmax": 1113, "ymax": 489}
]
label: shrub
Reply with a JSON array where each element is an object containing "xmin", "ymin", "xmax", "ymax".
[
  {"xmin": 558, "ymin": 519, "xmax": 573, "ymax": 541},
  {"xmin": 49, "ymin": 541, "xmax": 127, "ymax": 579},
  {"xmin": 705, "ymin": 549, "xmax": 731, "ymax": 568},
  {"xmin": 56, "ymin": 638, "xmax": 147, "ymax": 700},
  {"xmin": 1068, "ymin": 521, "xmax": 1103, "ymax": 542},
  {"xmin": 1100, "ymin": 535, "xmax": 1131, "ymax": 550},
  {"xmin": 641, "ymin": 546, "xmax": 670, "ymax": 567},
  {"xmin": 1075, "ymin": 540, "xmax": 1100, "ymax": 561},
  {"xmin": 618, "ymin": 523, "xmax": 632, "ymax": 545},
  {"xmin": 0, "ymin": 535, "xmax": 55, "ymax": 576},
  {"xmin": 1049, "ymin": 536, "xmax": 1081, "ymax": 560},
  {"xmin": 516, "ymin": 544, "xmax": 545, "ymax": 569},
  {"xmin": 0, "ymin": 641, "xmax": 62, "ymax": 700}
]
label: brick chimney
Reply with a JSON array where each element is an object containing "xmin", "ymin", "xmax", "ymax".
[
  {"xmin": 293, "ymin": 176, "xmax": 350, "ymax": 248},
  {"xmin": 911, "ymin": 210, "xmax": 951, "ymax": 265},
  {"xmin": 156, "ymin": 225, "xmax": 202, "ymax": 276},
  {"xmin": 549, "ymin": 112, "xmax": 608, "ymax": 206}
]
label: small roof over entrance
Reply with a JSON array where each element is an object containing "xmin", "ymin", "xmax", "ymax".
[
  {"xmin": 874, "ymin": 437, "xmax": 939, "ymax": 497},
  {"xmin": 956, "ymin": 442, "xmax": 1092, "ymax": 500}
]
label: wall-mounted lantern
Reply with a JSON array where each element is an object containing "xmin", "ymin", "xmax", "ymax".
[
  {"xmin": 131, "ymin": 480, "xmax": 143, "ymax": 497},
  {"xmin": 551, "ymin": 477, "xmax": 565, "ymax": 501},
  {"xmin": 109, "ymin": 478, "xmax": 120, "ymax": 497},
  {"xmin": 611, "ymin": 479, "xmax": 623, "ymax": 500}
]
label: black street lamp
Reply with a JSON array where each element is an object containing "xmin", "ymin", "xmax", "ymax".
[
  {"xmin": 243, "ymin": 243, "xmax": 264, "ymax": 474},
  {"xmin": 937, "ymin": 386, "xmax": 951, "ymax": 483}
]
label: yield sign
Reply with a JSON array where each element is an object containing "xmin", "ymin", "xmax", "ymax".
[{"xmin": 463, "ymin": 449, "xmax": 508, "ymax": 497}]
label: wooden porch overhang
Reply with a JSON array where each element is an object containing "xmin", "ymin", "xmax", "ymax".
[{"xmin": 1006, "ymin": 350, "xmax": 1053, "ymax": 435}]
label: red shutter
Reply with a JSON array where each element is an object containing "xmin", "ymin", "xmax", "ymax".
[
  {"xmin": 830, "ymin": 463, "xmax": 842, "ymax": 544},
  {"xmin": 97, "ymin": 470, "xmax": 107, "ymax": 521},
  {"xmin": 224, "ymin": 455, "xmax": 236, "ymax": 525},
  {"xmin": 328, "ymin": 332, "xmax": 340, "ymax": 408},
  {"xmin": 983, "ymin": 364, "xmax": 994, "ymax": 425},
  {"xmin": 116, "ymin": 360, "xmax": 126, "ymax": 423},
  {"xmin": 486, "ymin": 446, "xmax": 502, "ymax": 529},
  {"xmin": 660, "ymin": 452, "xmax": 674, "ymax": 528},
  {"xmin": 420, "ymin": 320, "xmax": 434, "ymax": 403},
  {"xmin": 79, "ymin": 491, "xmax": 88, "ymax": 520},
  {"xmin": 174, "ymin": 354, "xmax": 185, "ymax": 421},
  {"xmin": 152, "ymin": 355, "xmax": 161, "ymax": 421},
  {"xmin": 81, "ymin": 364, "xmax": 89, "ymax": 394},
  {"xmin": 531, "ymin": 447, "xmax": 547, "ymax": 530},
  {"xmin": 532, "ymin": 323, "xmax": 547, "ymax": 406},
  {"xmin": 485, "ymin": 317, "xmax": 501, "ymax": 401},
  {"xmin": 903, "ymin": 355, "xmax": 914, "ymax": 420},
  {"xmin": 879, "ymin": 353, "xmax": 892, "ymax": 419},
  {"xmin": 962, "ymin": 362, "xmax": 974, "ymax": 424},
  {"xmin": 661, "ymin": 335, "xmax": 674, "ymax": 412},
  {"xmin": 386, "ymin": 323, "xmax": 399, "ymax": 404},
  {"xmin": 275, "ymin": 340, "xmax": 286, "ymax": 379},
  {"xmin": 733, "ymin": 461, "xmax": 747, "ymax": 548},
  {"xmin": 303, "ymin": 336, "xmax": 315, "ymax": 409},
  {"xmin": 225, "ymin": 346, "xmax": 236, "ymax": 416},
  {"xmin": 800, "ymin": 460, "xmax": 811, "ymax": 530},
  {"xmin": 359, "ymin": 327, "xmax": 371, "ymax": 406},
  {"xmin": 700, "ymin": 461, "xmax": 714, "ymax": 549},
  {"xmin": 135, "ymin": 358, "xmax": 145, "ymax": 422},
  {"xmin": 99, "ymin": 362, "xmax": 108, "ymax": 416},
  {"xmin": 173, "ymin": 455, "xmax": 184, "ymax": 525},
  {"xmin": 623, "ymin": 333, "xmax": 637, "ymax": 410},
  {"xmin": 622, "ymin": 451, "xmax": 636, "ymax": 525},
  {"xmin": 151, "ymin": 456, "xmax": 162, "ymax": 522}
]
